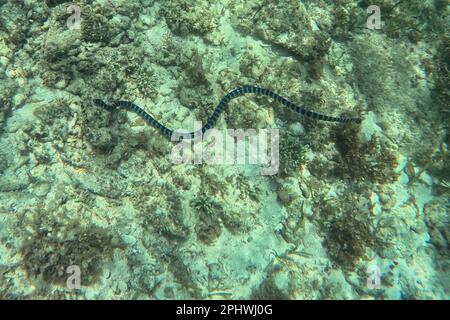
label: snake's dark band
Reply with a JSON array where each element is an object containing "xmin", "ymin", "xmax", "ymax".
[{"xmin": 94, "ymin": 85, "xmax": 361, "ymax": 139}]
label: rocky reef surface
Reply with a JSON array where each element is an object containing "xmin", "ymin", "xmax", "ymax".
[{"xmin": 0, "ymin": 0, "xmax": 448, "ymax": 299}]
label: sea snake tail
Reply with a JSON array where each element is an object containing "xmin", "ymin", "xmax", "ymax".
[{"xmin": 93, "ymin": 85, "xmax": 361, "ymax": 139}]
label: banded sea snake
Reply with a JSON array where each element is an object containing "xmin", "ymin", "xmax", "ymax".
[{"xmin": 94, "ymin": 85, "xmax": 361, "ymax": 139}]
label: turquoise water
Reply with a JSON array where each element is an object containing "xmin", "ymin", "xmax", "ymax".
[{"xmin": 0, "ymin": 0, "xmax": 448, "ymax": 299}]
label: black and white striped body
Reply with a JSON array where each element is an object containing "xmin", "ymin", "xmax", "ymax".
[{"xmin": 93, "ymin": 85, "xmax": 361, "ymax": 139}]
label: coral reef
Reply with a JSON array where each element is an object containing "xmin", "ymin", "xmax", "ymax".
[
  {"xmin": 21, "ymin": 221, "xmax": 115, "ymax": 286},
  {"xmin": 314, "ymin": 191, "xmax": 382, "ymax": 267},
  {"xmin": 0, "ymin": 0, "xmax": 448, "ymax": 300},
  {"xmin": 191, "ymin": 189, "xmax": 223, "ymax": 244},
  {"xmin": 332, "ymin": 125, "xmax": 399, "ymax": 184},
  {"xmin": 160, "ymin": 0, "xmax": 220, "ymax": 36}
]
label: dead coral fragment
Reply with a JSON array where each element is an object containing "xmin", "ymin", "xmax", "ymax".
[
  {"xmin": 251, "ymin": 276, "xmax": 290, "ymax": 300},
  {"xmin": 144, "ymin": 209, "xmax": 190, "ymax": 242},
  {"xmin": 191, "ymin": 192, "xmax": 223, "ymax": 244},
  {"xmin": 81, "ymin": 6, "xmax": 112, "ymax": 43},
  {"xmin": 0, "ymin": 80, "xmax": 17, "ymax": 133},
  {"xmin": 424, "ymin": 198, "xmax": 449, "ymax": 254},
  {"xmin": 234, "ymin": 1, "xmax": 331, "ymax": 62},
  {"xmin": 325, "ymin": 214, "xmax": 374, "ymax": 267},
  {"xmin": 279, "ymin": 131, "xmax": 307, "ymax": 177},
  {"xmin": 160, "ymin": 0, "xmax": 220, "ymax": 36},
  {"xmin": 332, "ymin": 126, "xmax": 398, "ymax": 184},
  {"xmin": 314, "ymin": 192, "xmax": 383, "ymax": 268},
  {"xmin": 21, "ymin": 223, "xmax": 115, "ymax": 286}
]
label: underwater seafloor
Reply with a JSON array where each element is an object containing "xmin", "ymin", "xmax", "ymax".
[{"xmin": 0, "ymin": 0, "xmax": 448, "ymax": 299}]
